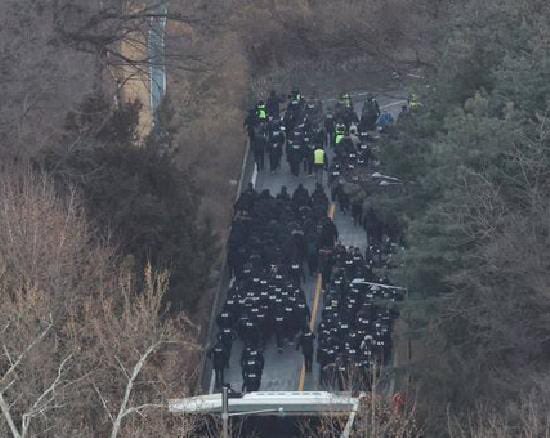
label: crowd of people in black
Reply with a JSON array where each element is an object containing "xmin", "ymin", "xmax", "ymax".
[
  {"xmin": 210, "ymin": 181, "xmax": 338, "ymax": 392},
  {"xmin": 316, "ymin": 242, "xmax": 404, "ymax": 391},
  {"xmin": 210, "ymin": 87, "xmax": 404, "ymax": 394}
]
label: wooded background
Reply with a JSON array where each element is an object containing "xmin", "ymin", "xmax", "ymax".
[{"xmin": 2, "ymin": 0, "xmax": 549, "ymax": 436}]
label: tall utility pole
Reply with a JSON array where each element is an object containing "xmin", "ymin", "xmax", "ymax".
[{"xmin": 149, "ymin": 0, "xmax": 167, "ymax": 118}]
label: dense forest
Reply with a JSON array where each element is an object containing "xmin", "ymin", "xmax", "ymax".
[
  {"xmin": 372, "ymin": 0, "xmax": 550, "ymax": 435},
  {"xmin": 1, "ymin": 0, "xmax": 549, "ymax": 436}
]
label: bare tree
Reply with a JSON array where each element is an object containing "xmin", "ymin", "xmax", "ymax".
[
  {"xmin": 85, "ymin": 265, "xmax": 200, "ymax": 438},
  {"xmin": 0, "ymin": 0, "xmax": 97, "ymax": 158},
  {"xmin": 52, "ymin": 1, "xmax": 219, "ymax": 96},
  {"xmin": 0, "ymin": 168, "xmax": 199, "ymax": 437}
]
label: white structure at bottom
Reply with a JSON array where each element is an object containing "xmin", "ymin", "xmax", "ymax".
[
  {"xmin": 169, "ymin": 391, "xmax": 358, "ymax": 416},
  {"xmin": 169, "ymin": 391, "xmax": 361, "ymax": 438}
]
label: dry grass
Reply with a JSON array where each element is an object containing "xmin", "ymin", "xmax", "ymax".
[
  {"xmin": 170, "ymin": 30, "xmax": 250, "ymax": 234},
  {"xmin": 0, "ymin": 167, "xmax": 200, "ymax": 437}
]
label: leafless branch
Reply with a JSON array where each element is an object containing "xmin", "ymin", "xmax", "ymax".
[
  {"xmin": 121, "ymin": 402, "xmax": 164, "ymax": 419},
  {"xmin": 93, "ymin": 382, "xmax": 114, "ymax": 423},
  {"xmin": 21, "ymin": 354, "xmax": 74, "ymax": 436},
  {"xmin": 114, "ymin": 355, "xmax": 130, "ymax": 380},
  {"xmin": 0, "ymin": 317, "xmax": 53, "ymax": 392},
  {"xmin": 110, "ymin": 341, "xmax": 162, "ymax": 438}
]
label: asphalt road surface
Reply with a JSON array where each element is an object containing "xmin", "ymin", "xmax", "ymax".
[{"xmin": 212, "ymin": 91, "xmax": 406, "ymax": 394}]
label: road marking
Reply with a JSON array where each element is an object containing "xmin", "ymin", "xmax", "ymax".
[
  {"xmin": 209, "ymin": 370, "xmax": 215, "ymax": 394},
  {"xmin": 381, "ymin": 99, "xmax": 408, "ymax": 110},
  {"xmin": 309, "ymin": 274, "xmax": 323, "ymax": 332},
  {"xmin": 251, "ymin": 165, "xmax": 258, "ymax": 188},
  {"xmin": 299, "ymin": 273, "xmax": 322, "ymax": 391},
  {"xmin": 298, "ymin": 362, "xmax": 306, "ymax": 391},
  {"xmin": 329, "ymin": 203, "xmax": 336, "ymax": 220}
]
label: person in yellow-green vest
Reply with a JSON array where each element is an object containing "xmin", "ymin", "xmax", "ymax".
[
  {"xmin": 339, "ymin": 92, "xmax": 352, "ymax": 109},
  {"xmin": 334, "ymin": 124, "xmax": 346, "ymax": 148},
  {"xmin": 343, "ymin": 93, "xmax": 352, "ymax": 109},
  {"xmin": 408, "ymin": 93, "xmax": 421, "ymax": 111},
  {"xmin": 291, "ymin": 87, "xmax": 302, "ymax": 102},
  {"xmin": 256, "ymin": 101, "xmax": 268, "ymax": 122},
  {"xmin": 313, "ymin": 146, "xmax": 328, "ymax": 185}
]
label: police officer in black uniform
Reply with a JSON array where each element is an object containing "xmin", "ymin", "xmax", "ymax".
[
  {"xmin": 297, "ymin": 330, "xmax": 315, "ymax": 372},
  {"xmin": 241, "ymin": 348, "xmax": 264, "ymax": 392},
  {"xmin": 324, "ymin": 112, "xmax": 335, "ymax": 147},
  {"xmin": 242, "ymin": 370, "xmax": 261, "ymax": 393},
  {"xmin": 209, "ymin": 340, "xmax": 227, "ymax": 389},
  {"xmin": 253, "ymin": 124, "xmax": 267, "ymax": 172},
  {"xmin": 274, "ymin": 309, "xmax": 285, "ymax": 353}
]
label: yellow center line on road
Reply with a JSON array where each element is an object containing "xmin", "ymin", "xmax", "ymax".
[
  {"xmin": 298, "ymin": 203, "xmax": 336, "ymax": 391},
  {"xmin": 298, "ymin": 274, "xmax": 322, "ymax": 391},
  {"xmin": 309, "ymin": 274, "xmax": 323, "ymax": 332},
  {"xmin": 298, "ymin": 359, "xmax": 306, "ymax": 391}
]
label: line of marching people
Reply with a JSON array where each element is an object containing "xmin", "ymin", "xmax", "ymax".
[
  {"xmin": 208, "ymin": 88, "xmax": 335, "ymax": 393},
  {"xmin": 316, "ymin": 242, "xmax": 404, "ymax": 392},
  {"xmin": 210, "ymin": 87, "xmax": 405, "ymax": 394},
  {"xmin": 315, "ymin": 94, "xmax": 406, "ymax": 393},
  {"xmin": 210, "ymin": 180, "xmax": 339, "ymax": 392}
]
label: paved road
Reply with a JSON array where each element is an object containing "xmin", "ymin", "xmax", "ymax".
[{"xmin": 214, "ymin": 92, "xmax": 406, "ymax": 394}]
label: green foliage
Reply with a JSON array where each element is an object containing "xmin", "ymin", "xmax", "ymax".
[
  {"xmin": 145, "ymin": 94, "xmax": 179, "ymax": 154},
  {"xmin": 42, "ymin": 95, "xmax": 216, "ymax": 311},
  {"xmin": 368, "ymin": 0, "xmax": 550, "ymax": 432}
]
